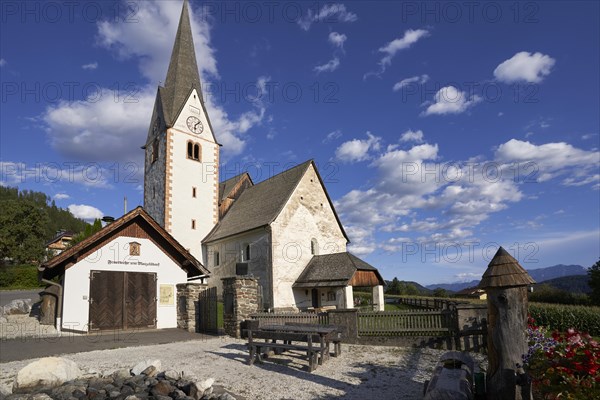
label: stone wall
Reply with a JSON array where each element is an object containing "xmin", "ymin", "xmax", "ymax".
[
  {"xmin": 176, "ymin": 282, "xmax": 209, "ymax": 333},
  {"xmin": 222, "ymin": 277, "xmax": 259, "ymax": 338}
]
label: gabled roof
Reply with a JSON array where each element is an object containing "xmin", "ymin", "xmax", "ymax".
[
  {"xmin": 219, "ymin": 172, "xmax": 253, "ymax": 203},
  {"xmin": 45, "ymin": 231, "xmax": 74, "ymax": 247},
  {"xmin": 160, "ymin": 0, "xmax": 202, "ymax": 127},
  {"xmin": 40, "ymin": 207, "xmax": 209, "ymax": 279},
  {"xmin": 203, "ymin": 160, "xmax": 349, "ymax": 243},
  {"xmin": 293, "ymin": 252, "xmax": 384, "ymax": 288},
  {"xmin": 479, "ymin": 246, "xmax": 535, "ymax": 289}
]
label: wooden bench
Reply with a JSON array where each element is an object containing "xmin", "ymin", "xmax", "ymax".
[
  {"xmin": 247, "ymin": 329, "xmax": 321, "ymax": 372},
  {"xmin": 282, "ymin": 322, "xmax": 343, "ymax": 358}
]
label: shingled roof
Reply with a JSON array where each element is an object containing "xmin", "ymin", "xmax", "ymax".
[
  {"xmin": 40, "ymin": 207, "xmax": 209, "ymax": 279},
  {"xmin": 204, "ymin": 160, "xmax": 349, "ymax": 243},
  {"xmin": 204, "ymin": 160, "xmax": 312, "ymax": 242},
  {"xmin": 160, "ymin": 0, "xmax": 201, "ymax": 126},
  {"xmin": 479, "ymin": 246, "xmax": 535, "ymax": 289},
  {"xmin": 294, "ymin": 252, "xmax": 384, "ymax": 288},
  {"xmin": 219, "ymin": 172, "xmax": 253, "ymax": 203}
]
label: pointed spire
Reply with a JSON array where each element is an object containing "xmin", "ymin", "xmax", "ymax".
[
  {"xmin": 162, "ymin": 0, "xmax": 202, "ymax": 126},
  {"xmin": 479, "ymin": 246, "xmax": 535, "ymax": 289}
]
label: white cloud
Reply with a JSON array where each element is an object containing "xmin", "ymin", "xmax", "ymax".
[
  {"xmin": 366, "ymin": 29, "xmax": 429, "ymax": 78},
  {"xmin": 68, "ymin": 204, "xmax": 104, "ymax": 222},
  {"xmin": 335, "ymin": 132, "xmax": 381, "ymax": 162},
  {"xmin": 495, "ymin": 139, "xmax": 599, "ymax": 184},
  {"xmin": 43, "ymin": 0, "xmax": 265, "ymax": 162},
  {"xmin": 82, "ymin": 62, "xmax": 98, "ymax": 70},
  {"xmin": 393, "ymin": 74, "xmax": 429, "ymax": 91},
  {"xmin": 498, "ymin": 112, "xmax": 504, "ymax": 117},
  {"xmin": 53, "ymin": 193, "xmax": 70, "ymax": 200},
  {"xmin": 328, "ymin": 32, "xmax": 347, "ymax": 49},
  {"xmin": 0, "ymin": 58, "xmax": 6, "ymax": 67},
  {"xmin": 314, "ymin": 57, "xmax": 340, "ymax": 74},
  {"xmin": 400, "ymin": 129, "xmax": 424, "ymax": 143},
  {"xmin": 323, "ymin": 129, "xmax": 342, "ymax": 144},
  {"xmin": 298, "ymin": 3, "xmax": 357, "ymax": 31},
  {"xmin": 423, "ymin": 86, "xmax": 481, "ymax": 116},
  {"xmin": 494, "ymin": 51, "xmax": 555, "ymax": 83},
  {"xmin": 582, "ymin": 133, "xmax": 597, "ymax": 140}
]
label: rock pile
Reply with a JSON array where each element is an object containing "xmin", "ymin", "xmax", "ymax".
[{"xmin": 6, "ymin": 358, "xmax": 236, "ymax": 400}]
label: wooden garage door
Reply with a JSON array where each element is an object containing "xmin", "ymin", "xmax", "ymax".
[{"xmin": 89, "ymin": 271, "xmax": 156, "ymax": 331}]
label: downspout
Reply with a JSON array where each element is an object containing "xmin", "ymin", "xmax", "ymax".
[{"xmin": 41, "ymin": 278, "xmax": 63, "ymax": 336}]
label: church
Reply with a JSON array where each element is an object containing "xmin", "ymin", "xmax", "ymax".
[
  {"xmin": 142, "ymin": 0, "xmax": 384, "ymax": 311},
  {"xmin": 40, "ymin": 0, "xmax": 384, "ymax": 332}
]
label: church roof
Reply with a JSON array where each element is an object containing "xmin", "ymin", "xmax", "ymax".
[
  {"xmin": 219, "ymin": 172, "xmax": 253, "ymax": 204},
  {"xmin": 40, "ymin": 207, "xmax": 209, "ymax": 279},
  {"xmin": 479, "ymin": 246, "xmax": 535, "ymax": 288},
  {"xmin": 293, "ymin": 252, "xmax": 384, "ymax": 288},
  {"xmin": 204, "ymin": 160, "xmax": 349, "ymax": 243},
  {"xmin": 160, "ymin": 0, "xmax": 202, "ymax": 126}
]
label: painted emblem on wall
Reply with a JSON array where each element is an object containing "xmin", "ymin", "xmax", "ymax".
[
  {"xmin": 129, "ymin": 242, "xmax": 141, "ymax": 256},
  {"xmin": 159, "ymin": 284, "xmax": 174, "ymax": 306}
]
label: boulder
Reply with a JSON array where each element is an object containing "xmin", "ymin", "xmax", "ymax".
[
  {"xmin": 13, "ymin": 357, "xmax": 82, "ymax": 393},
  {"xmin": 131, "ymin": 360, "xmax": 161, "ymax": 376},
  {"xmin": 151, "ymin": 380, "xmax": 173, "ymax": 397},
  {"xmin": 110, "ymin": 368, "xmax": 132, "ymax": 380},
  {"xmin": 197, "ymin": 378, "xmax": 214, "ymax": 394},
  {"xmin": 140, "ymin": 365, "xmax": 157, "ymax": 377},
  {"xmin": 164, "ymin": 370, "xmax": 181, "ymax": 381},
  {"xmin": 2, "ymin": 299, "xmax": 33, "ymax": 315}
]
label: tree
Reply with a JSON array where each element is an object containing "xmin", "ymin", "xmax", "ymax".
[
  {"xmin": 589, "ymin": 259, "xmax": 600, "ymax": 306},
  {"xmin": 433, "ymin": 288, "xmax": 448, "ymax": 298},
  {"xmin": 0, "ymin": 199, "xmax": 50, "ymax": 264},
  {"xmin": 70, "ymin": 219, "xmax": 103, "ymax": 245},
  {"xmin": 385, "ymin": 277, "xmax": 402, "ymax": 295}
]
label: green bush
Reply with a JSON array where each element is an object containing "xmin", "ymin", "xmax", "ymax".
[
  {"xmin": 529, "ymin": 302, "xmax": 600, "ymax": 336},
  {"xmin": 0, "ymin": 264, "xmax": 43, "ymax": 289}
]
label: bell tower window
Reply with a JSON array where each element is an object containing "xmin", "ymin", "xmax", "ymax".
[{"xmin": 187, "ymin": 141, "xmax": 201, "ymax": 161}]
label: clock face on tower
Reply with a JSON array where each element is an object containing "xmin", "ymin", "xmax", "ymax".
[{"xmin": 186, "ymin": 116, "xmax": 203, "ymax": 134}]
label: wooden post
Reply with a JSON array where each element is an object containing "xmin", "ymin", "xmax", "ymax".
[{"xmin": 479, "ymin": 247, "xmax": 535, "ymax": 400}]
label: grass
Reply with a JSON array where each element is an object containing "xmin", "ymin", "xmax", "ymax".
[
  {"xmin": 384, "ymin": 302, "xmax": 413, "ymax": 311},
  {"xmin": 217, "ymin": 301, "xmax": 224, "ymax": 329}
]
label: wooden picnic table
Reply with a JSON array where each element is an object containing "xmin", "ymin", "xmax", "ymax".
[{"xmin": 247, "ymin": 324, "xmax": 342, "ymax": 372}]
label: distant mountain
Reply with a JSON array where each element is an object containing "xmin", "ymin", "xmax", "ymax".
[
  {"xmin": 527, "ymin": 265, "xmax": 587, "ymax": 282},
  {"xmin": 538, "ymin": 275, "xmax": 591, "ymax": 294},
  {"xmin": 426, "ymin": 280, "xmax": 479, "ymax": 293},
  {"xmin": 384, "ymin": 280, "xmax": 433, "ymax": 295},
  {"xmin": 425, "ymin": 264, "xmax": 588, "ymax": 292}
]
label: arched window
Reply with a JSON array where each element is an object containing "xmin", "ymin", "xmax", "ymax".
[
  {"xmin": 311, "ymin": 238, "xmax": 319, "ymax": 256},
  {"xmin": 193, "ymin": 144, "xmax": 201, "ymax": 161},
  {"xmin": 187, "ymin": 141, "xmax": 193, "ymax": 159}
]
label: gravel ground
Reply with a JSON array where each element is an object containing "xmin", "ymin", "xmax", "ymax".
[{"xmin": 0, "ymin": 337, "xmax": 487, "ymax": 399}]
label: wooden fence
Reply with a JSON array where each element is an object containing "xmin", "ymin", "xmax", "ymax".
[
  {"xmin": 358, "ymin": 310, "xmax": 455, "ymax": 336},
  {"xmin": 250, "ymin": 312, "xmax": 329, "ymax": 325},
  {"xmin": 398, "ymin": 297, "xmax": 456, "ymax": 310}
]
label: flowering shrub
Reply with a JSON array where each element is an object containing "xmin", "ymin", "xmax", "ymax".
[{"xmin": 524, "ymin": 317, "xmax": 600, "ymax": 399}]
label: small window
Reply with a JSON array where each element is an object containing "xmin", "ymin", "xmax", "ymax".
[
  {"xmin": 192, "ymin": 187, "xmax": 197, "ymax": 198},
  {"xmin": 187, "ymin": 141, "xmax": 193, "ymax": 159},
  {"xmin": 311, "ymin": 238, "xmax": 318, "ymax": 256},
  {"xmin": 327, "ymin": 291, "xmax": 336, "ymax": 302},
  {"xmin": 191, "ymin": 219, "xmax": 196, "ymax": 230},
  {"xmin": 193, "ymin": 144, "xmax": 201, "ymax": 161},
  {"xmin": 214, "ymin": 251, "xmax": 220, "ymax": 266},
  {"xmin": 151, "ymin": 140, "xmax": 159, "ymax": 163},
  {"xmin": 242, "ymin": 243, "xmax": 250, "ymax": 261}
]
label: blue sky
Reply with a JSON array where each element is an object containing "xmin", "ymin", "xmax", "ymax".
[{"xmin": 1, "ymin": 0, "xmax": 599, "ymax": 285}]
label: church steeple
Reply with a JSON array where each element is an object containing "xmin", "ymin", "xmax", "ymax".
[{"xmin": 161, "ymin": 0, "xmax": 202, "ymax": 127}]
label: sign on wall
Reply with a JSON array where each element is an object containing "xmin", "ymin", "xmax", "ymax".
[{"xmin": 159, "ymin": 284, "xmax": 174, "ymax": 306}]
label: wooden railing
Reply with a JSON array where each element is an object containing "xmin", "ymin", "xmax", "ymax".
[
  {"xmin": 398, "ymin": 297, "xmax": 456, "ymax": 310},
  {"xmin": 250, "ymin": 312, "xmax": 329, "ymax": 325},
  {"xmin": 357, "ymin": 310, "xmax": 455, "ymax": 336}
]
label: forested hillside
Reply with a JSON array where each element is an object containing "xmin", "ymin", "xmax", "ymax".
[{"xmin": 0, "ymin": 186, "xmax": 90, "ymax": 264}]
